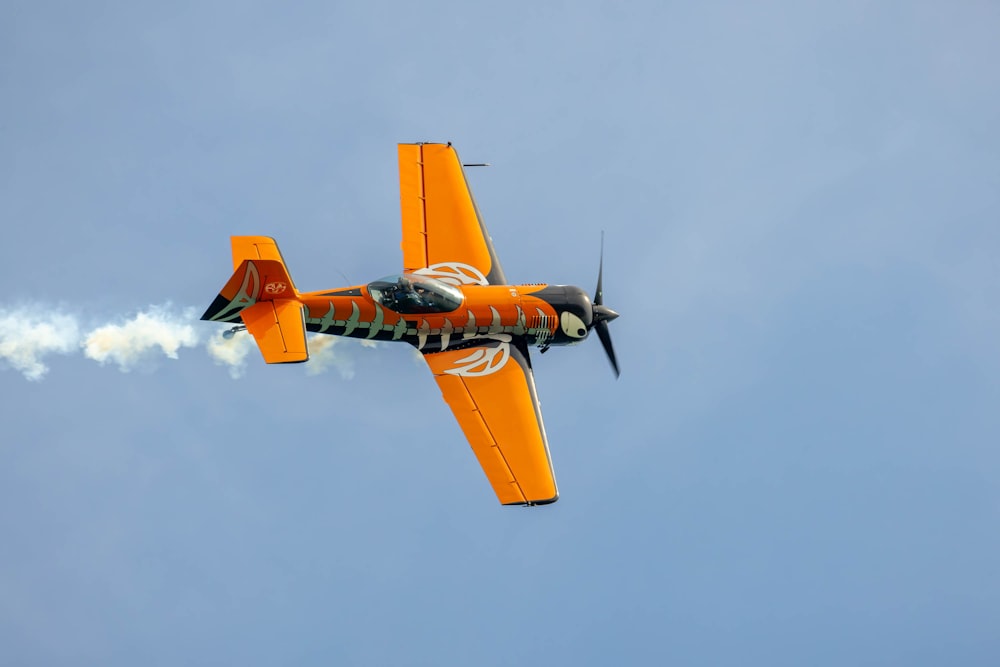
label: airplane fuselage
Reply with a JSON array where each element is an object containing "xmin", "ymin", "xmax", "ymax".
[{"xmin": 298, "ymin": 281, "xmax": 594, "ymax": 353}]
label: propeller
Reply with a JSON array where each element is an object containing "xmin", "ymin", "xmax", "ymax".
[{"xmin": 591, "ymin": 232, "xmax": 620, "ymax": 378}]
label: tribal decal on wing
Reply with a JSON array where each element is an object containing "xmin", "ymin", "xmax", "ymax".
[
  {"xmin": 414, "ymin": 262, "xmax": 489, "ymax": 286},
  {"xmin": 442, "ymin": 338, "xmax": 511, "ymax": 377}
]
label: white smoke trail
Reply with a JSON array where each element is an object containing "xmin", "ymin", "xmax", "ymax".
[
  {"xmin": 0, "ymin": 307, "xmax": 81, "ymax": 381},
  {"xmin": 82, "ymin": 305, "xmax": 200, "ymax": 372},
  {"xmin": 205, "ymin": 331, "xmax": 256, "ymax": 379},
  {"xmin": 0, "ymin": 303, "xmax": 374, "ymax": 381},
  {"xmin": 306, "ymin": 335, "xmax": 359, "ymax": 379}
]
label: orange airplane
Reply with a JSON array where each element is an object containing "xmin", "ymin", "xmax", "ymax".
[{"xmin": 201, "ymin": 143, "xmax": 619, "ymax": 506}]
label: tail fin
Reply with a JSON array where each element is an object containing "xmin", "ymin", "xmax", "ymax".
[{"xmin": 201, "ymin": 236, "xmax": 309, "ymax": 364}]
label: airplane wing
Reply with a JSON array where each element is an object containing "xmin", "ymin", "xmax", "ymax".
[
  {"xmin": 423, "ymin": 340, "xmax": 558, "ymax": 505},
  {"xmin": 398, "ymin": 143, "xmax": 507, "ymax": 285}
]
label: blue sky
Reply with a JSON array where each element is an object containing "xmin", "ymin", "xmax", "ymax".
[{"xmin": 2, "ymin": 1, "xmax": 999, "ymax": 664}]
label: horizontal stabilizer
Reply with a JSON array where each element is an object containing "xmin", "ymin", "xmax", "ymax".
[{"xmin": 242, "ymin": 300, "xmax": 308, "ymax": 364}]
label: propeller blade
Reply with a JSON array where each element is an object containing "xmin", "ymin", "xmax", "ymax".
[
  {"xmin": 594, "ymin": 231, "xmax": 605, "ymax": 306},
  {"xmin": 590, "ymin": 231, "xmax": 619, "ymax": 377},
  {"xmin": 594, "ymin": 320, "xmax": 620, "ymax": 378}
]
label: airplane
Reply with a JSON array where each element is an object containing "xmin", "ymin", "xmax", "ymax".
[{"xmin": 201, "ymin": 142, "xmax": 619, "ymax": 506}]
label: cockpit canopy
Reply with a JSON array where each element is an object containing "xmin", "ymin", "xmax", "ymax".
[{"xmin": 367, "ymin": 273, "xmax": 464, "ymax": 314}]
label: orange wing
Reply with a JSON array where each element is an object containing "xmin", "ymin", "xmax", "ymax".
[
  {"xmin": 398, "ymin": 143, "xmax": 507, "ymax": 285},
  {"xmin": 423, "ymin": 340, "xmax": 558, "ymax": 505}
]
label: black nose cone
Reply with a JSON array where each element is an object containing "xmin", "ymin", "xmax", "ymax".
[{"xmin": 593, "ymin": 304, "xmax": 619, "ymax": 324}]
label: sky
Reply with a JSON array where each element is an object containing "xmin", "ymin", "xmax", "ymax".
[{"xmin": 2, "ymin": 1, "xmax": 999, "ymax": 664}]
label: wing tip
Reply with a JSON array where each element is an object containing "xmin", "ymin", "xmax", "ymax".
[{"xmin": 504, "ymin": 492, "xmax": 559, "ymax": 507}]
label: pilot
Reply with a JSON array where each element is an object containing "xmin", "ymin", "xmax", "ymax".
[
  {"xmin": 394, "ymin": 276, "xmax": 412, "ymax": 302},
  {"xmin": 394, "ymin": 276, "xmax": 424, "ymax": 311}
]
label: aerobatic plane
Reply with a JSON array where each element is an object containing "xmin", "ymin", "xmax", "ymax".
[{"xmin": 201, "ymin": 143, "xmax": 619, "ymax": 506}]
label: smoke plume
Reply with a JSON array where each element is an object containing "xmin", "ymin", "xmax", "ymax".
[
  {"xmin": 206, "ymin": 331, "xmax": 256, "ymax": 379},
  {"xmin": 0, "ymin": 308, "xmax": 80, "ymax": 381},
  {"xmin": 83, "ymin": 306, "xmax": 200, "ymax": 372}
]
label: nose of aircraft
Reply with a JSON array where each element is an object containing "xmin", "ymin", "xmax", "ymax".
[{"xmin": 593, "ymin": 304, "xmax": 619, "ymax": 323}]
